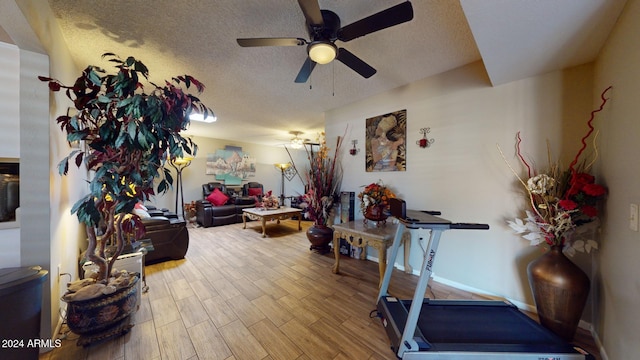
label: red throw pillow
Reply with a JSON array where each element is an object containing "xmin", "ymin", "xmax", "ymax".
[
  {"xmin": 206, "ymin": 188, "xmax": 229, "ymax": 206},
  {"xmin": 248, "ymin": 187, "xmax": 262, "ymax": 197}
]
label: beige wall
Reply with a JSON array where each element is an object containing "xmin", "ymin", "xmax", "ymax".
[
  {"xmin": 8, "ymin": 0, "xmax": 640, "ymax": 357},
  {"xmin": 593, "ymin": 0, "xmax": 640, "ymax": 358},
  {"xmin": 326, "ymin": 60, "xmax": 595, "ymax": 308}
]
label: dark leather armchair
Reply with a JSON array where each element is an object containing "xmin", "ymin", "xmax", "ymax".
[
  {"xmin": 196, "ymin": 182, "xmax": 262, "ymax": 227},
  {"xmin": 196, "ymin": 182, "xmax": 236, "ymax": 227},
  {"xmin": 242, "ymin": 181, "xmax": 264, "ymax": 197},
  {"xmin": 140, "ymin": 207, "xmax": 189, "ymax": 264},
  {"xmin": 202, "ymin": 182, "xmax": 225, "ymax": 198}
]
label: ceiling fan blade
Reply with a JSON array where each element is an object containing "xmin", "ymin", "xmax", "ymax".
[
  {"xmin": 297, "ymin": 0, "xmax": 324, "ymax": 26},
  {"xmin": 336, "ymin": 48, "xmax": 376, "ymax": 79},
  {"xmin": 237, "ymin": 38, "xmax": 306, "ymax": 47},
  {"xmin": 294, "ymin": 57, "xmax": 317, "ymax": 83},
  {"xmin": 337, "ymin": 1, "xmax": 414, "ymax": 42}
]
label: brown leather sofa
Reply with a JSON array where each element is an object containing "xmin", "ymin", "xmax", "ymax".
[
  {"xmin": 141, "ymin": 207, "xmax": 189, "ymax": 264},
  {"xmin": 196, "ymin": 182, "xmax": 263, "ymax": 227}
]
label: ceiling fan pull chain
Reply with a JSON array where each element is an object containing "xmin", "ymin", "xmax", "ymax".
[{"xmin": 332, "ymin": 61, "xmax": 335, "ymax": 96}]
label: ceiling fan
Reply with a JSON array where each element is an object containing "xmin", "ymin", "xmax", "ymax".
[{"xmin": 237, "ymin": 0, "xmax": 414, "ymax": 83}]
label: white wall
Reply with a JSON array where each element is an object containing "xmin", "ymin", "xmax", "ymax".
[
  {"xmin": 593, "ymin": 0, "xmax": 640, "ymax": 358},
  {"xmin": 0, "ymin": 41, "xmax": 21, "ymax": 266},
  {"xmin": 0, "ymin": 42, "xmax": 20, "ymax": 158},
  {"xmin": 326, "ymin": 61, "xmax": 595, "ymax": 310},
  {"xmin": 0, "ymin": 43, "xmax": 51, "ymax": 349},
  {"xmin": 0, "ymin": 1, "xmax": 53, "ymax": 342}
]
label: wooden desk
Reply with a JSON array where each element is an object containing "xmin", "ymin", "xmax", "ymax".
[
  {"xmin": 242, "ymin": 207, "xmax": 302, "ymax": 237},
  {"xmin": 332, "ymin": 221, "xmax": 412, "ymax": 288}
]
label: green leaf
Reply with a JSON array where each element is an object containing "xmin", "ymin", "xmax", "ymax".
[
  {"xmin": 157, "ymin": 179, "xmax": 167, "ymax": 194},
  {"xmin": 127, "ymin": 120, "xmax": 137, "ymax": 140},
  {"xmin": 98, "ymin": 95, "xmax": 111, "ymax": 103},
  {"xmin": 88, "ymin": 70, "xmax": 102, "ymax": 86},
  {"xmin": 117, "ymin": 97, "xmax": 133, "ymax": 108},
  {"xmin": 138, "ymin": 131, "xmax": 148, "ymax": 148},
  {"xmin": 58, "ymin": 158, "xmax": 69, "ymax": 175},
  {"xmin": 115, "ymin": 131, "xmax": 128, "ymax": 148}
]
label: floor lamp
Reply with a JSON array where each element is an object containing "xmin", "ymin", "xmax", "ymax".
[
  {"xmin": 274, "ymin": 162, "xmax": 292, "ymax": 206},
  {"xmin": 169, "ymin": 156, "xmax": 193, "ymax": 218}
]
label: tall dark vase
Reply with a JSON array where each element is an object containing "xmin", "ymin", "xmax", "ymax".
[
  {"xmin": 527, "ymin": 245, "xmax": 590, "ymax": 341},
  {"xmin": 306, "ymin": 224, "xmax": 333, "ymax": 254}
]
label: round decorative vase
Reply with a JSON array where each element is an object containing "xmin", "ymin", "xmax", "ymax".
[
  {"xmin": 527, "ymin": 245, "xmax": 590, "ymax": 341},
  {"xmin": 65, "ymin": 276, "xmax": 140, "ymax": 346},
  {"xmin": 364, "ymin": 205, "xmax": 388, "ymax": 226},
  {"xmin": 306, "ymin": 224, "xmax": 334, "ymax": 254}
]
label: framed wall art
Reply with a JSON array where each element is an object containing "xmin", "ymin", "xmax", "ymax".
[
  {"xmin": 365, "ymin": 109, "xmax": 406, "ymax": 172},
  {"xmin": 206, "ymin": 145, "xmax": 256, "ymax": 182}
]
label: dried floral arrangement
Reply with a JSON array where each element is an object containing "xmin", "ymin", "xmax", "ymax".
[{"xmin": 500, "ymin": 86, "xmax": 611, "ymax": 255}]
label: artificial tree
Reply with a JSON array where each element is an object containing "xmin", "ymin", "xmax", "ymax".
[{"xmin": 40, "ymin": 53, "xmax": 212, "ymax": 283}]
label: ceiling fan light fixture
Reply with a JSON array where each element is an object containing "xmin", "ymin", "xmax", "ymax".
[
  {"xmin": 289, "ymin": 131, "xmax": 304, "ymax": 149},
  {"xmin": 290, "ymin": 137, "xmax": 304, "ymax": 149},
  {"xmin": 308, "ymin": 41, "xmax": 337, "ymax": 64}
]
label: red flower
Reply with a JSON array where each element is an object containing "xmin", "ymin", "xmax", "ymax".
[
  {"xmin": 559, "ymin": 199, "xmax": 578, "ymax": 210},
  {"xmin": 581, "ymin": 205, "xmax": 598, "ymax": 217},
  {"xmin": 572, "ymin": 173, "xmax": 595, "ymax": 186},
  {"xmin": 566, "ymin": 172, "xmax": 595, "ymax": 196},
  {"xmin": 582, "ymin": 183, "xmax": 607, "ymax": 197}
]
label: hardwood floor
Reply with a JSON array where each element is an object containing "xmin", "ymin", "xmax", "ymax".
[{"xmin": 40, "ymin": 220, "xmax": 600, "ymax": 360}]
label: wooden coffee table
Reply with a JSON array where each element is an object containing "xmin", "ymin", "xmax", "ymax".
[{"xmin": 242, "ymin": 207, "xmax": 302, "ymax": 237}]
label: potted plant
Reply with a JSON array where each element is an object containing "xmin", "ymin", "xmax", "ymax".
[
  {"xmin": 358, "ymin": 180, "xmax": 396, "ymax": 226},
  {"xmin": 40, "ymin": 53, "xmax": 212, "ymax": 343},
  {"xmin": 501, "ymin": 86, "xmax": 610, "ymax": 341},
  {"xmin": 288, "ymin": 132, "xmax": 344, "ymax": 253}
]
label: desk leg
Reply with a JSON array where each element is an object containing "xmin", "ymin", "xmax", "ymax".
[
  {"xmin": 242, "ymin": 213, "xmax": 247, "ymax": 229},
  {"xmin": 297, "ymin": 215, "xmax": 302, "ymax": 230},
  {"xmin": 332, "ymin": 232, "xmax": 341, "ymax": 274},
  {"xmin": 371, "ymin": 241, "xmax": 387, "ymax": 289},
  {"xmin": 403, "ymin": 232, "xmax": 413, "ymax": 274},
  {"xmin": 261, "ymin": 217, "xmax": 267, "ymax": 237}
]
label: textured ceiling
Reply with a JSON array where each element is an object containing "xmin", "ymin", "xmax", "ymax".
[{"xmin": 14, "ymin": 0, "xmax": 630, "ymax": 145}]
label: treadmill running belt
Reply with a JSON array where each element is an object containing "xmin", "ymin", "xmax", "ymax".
[{"xmin": 403, "ymin": 299, "xmax": 579, "ymax": 353}]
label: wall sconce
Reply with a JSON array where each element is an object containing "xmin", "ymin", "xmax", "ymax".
[
  {"xmin": 349, "ymin": 140, "xmax": 360, "ymax": 156},
  {"xmin": 417, "ymin": 128, "xmax": 435, "ymax": 148}
]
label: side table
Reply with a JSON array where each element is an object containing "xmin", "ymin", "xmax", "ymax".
[{"xmin": 332, "ymin": 221, "xmax": 412, "ymax": 288}]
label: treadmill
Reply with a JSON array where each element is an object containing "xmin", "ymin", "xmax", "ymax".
[{"xmin": 375, "ymin": 198, "xmax": 593, "ymax": 359}]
